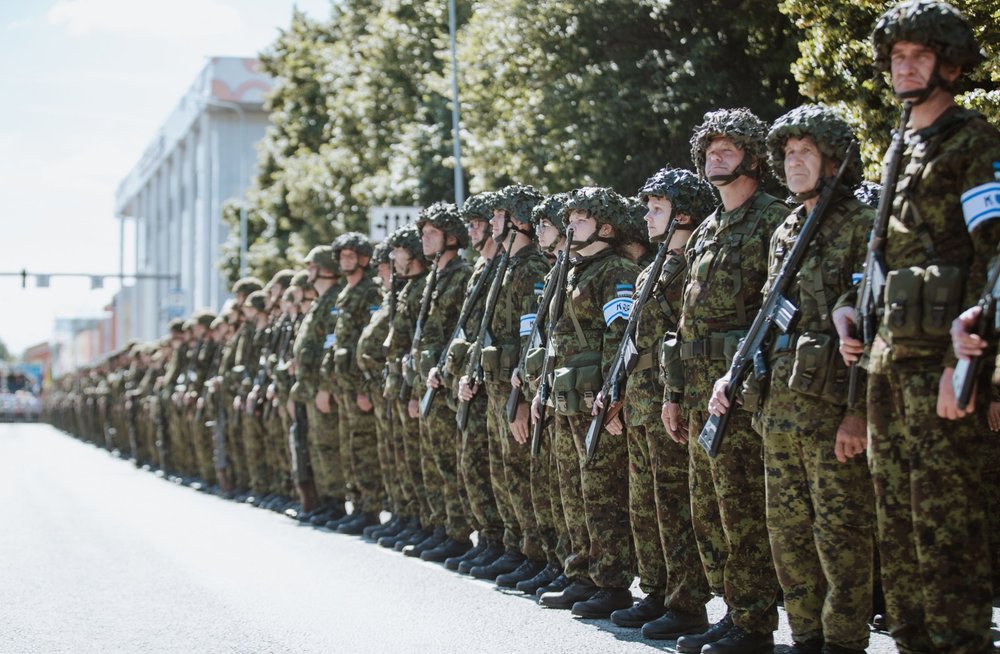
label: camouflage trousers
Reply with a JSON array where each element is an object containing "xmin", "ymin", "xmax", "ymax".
[
  {"xmin": 868, "ymin": 362, "xmax": 993, "ymax": 654},
  {"xmin": 530, "ymin": 421, "xmax": 562, "ymax": 567},
  {"xmin": 486, "ymin": 381, "xmax": 542, "ymax": 559},
  {"xmin": 225, "ymin": 398, "xmax": 250, "ymax": 490},
  {"xmin": 553, "ymin": 414, "xmax": 589, "ymax": 582},
  {"xmin": 762, "ymin": 416, "xmax": 874, "ymax": 650},
  {"xmin": 413, "ymin": 380, "xmax": 446, "ymax": 530},
  {"xmin": 266, "ymin": 406, "xmax": 291, "ymax": 495},
  {"xmin": 417, "ymin": 381, "xmax": 468, "ymax": 539},
  {"xmin": 305, "ymin": 401, "xmax": 345, "ymax": 504},
  {"xmin": 628, "ymin": 421, "xmax": 710, "ymax": 611},
  {"xmin": 458, "ymin": 390, "xmax": 504, "ymax": 543},
  {"xmin": 287, "ymin": 402, "xmax": 313, "ymax": 485},
  {"xmin": 243, "ymin": 409, "xmax": 271, "ymax": 495},
  {"xmin": 393, "ymin": 396, "xmax": 430, "ymax": 524},
  {"xmin": 191, "ymin": 405, "xmax": 217, "ymax": 484},
  {"xmin": 373, "ymin": 394, "xmax": 400, "ymax": 513},
  {"xmin": 338, "ymin": 393, "xmax": 381, "ymax": 514},
  {"xmin": 688, "ymin": 407, "xmax": 779, "ymax": 633}
]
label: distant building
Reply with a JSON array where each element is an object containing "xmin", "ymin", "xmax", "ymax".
[{"xmin": 114, "ymin": 57, "xmax": 273, "ymax": 341}]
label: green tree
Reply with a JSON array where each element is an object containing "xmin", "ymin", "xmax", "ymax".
[{"xmin": 779, "ymin": 0, "xmax": 998, "ymax": 178}]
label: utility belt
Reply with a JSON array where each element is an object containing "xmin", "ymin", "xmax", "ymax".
[
  {"xmin": 549, "ymin": 351, "xmax": 602, "ymax": 416},
  {"xmin": 445, "ymin": 339, "xmax": 472, "ymax": 378},
  {"xmin": 881, "ymin": 264, "xmax": 965, "ymax": 340}
]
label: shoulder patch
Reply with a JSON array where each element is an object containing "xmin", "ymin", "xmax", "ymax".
[
  {"xmin": 533, "ymin": 282, "xmax": 544, "ymax": 296},
  {"xmin": 615, "ymin": 283, "xmax": 634, "ymax": 298},
  {"xmin": 603, "ymin": 297, "xmax": 633, "ymax": 326},
  {"xmin": 323, "ymin": 333, "xmax": 337, "ymax": 349},
  {"xmin": 519, "ymin": 313, "xmax": 537, "ymax": 337},
  {"xmin": 962, "ymin": 179, "xmax": 1000, "ymax": 233}
]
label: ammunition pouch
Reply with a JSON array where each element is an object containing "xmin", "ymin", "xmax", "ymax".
[
  {"xmin": 659, "ymin": 334, "xmax": 685, "ymax": 393},
  {"xmin": 419, "ymin": 350, "xmax": 437, "ymax": 379},
  {"xmin": 524, "ymin": 346, "xmax": 545, "ymax": 395},
  {"xmin": 445, "ymin": 339, "xmax": 472, "ymax": 378},
  {"xmin": 481, "ymin": 345, "xmax": 518, "ymax": 383},
  {"xmin": 402, "ymin": 354, "xmax": 417, "ymax": 387},
  {"xmin": 883, "ymin": 264, "xmax": 964, "ymax": 340},
  {"xmin": 551, "ymin": 352, "xmax": 602, "ymax": 416},
  {"xmin": 787, "ymin": 331, "xmax": 849, "ymax": 405}
]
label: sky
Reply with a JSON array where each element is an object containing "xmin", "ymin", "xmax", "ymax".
[{"xmin": 0, "ymin": 0, "xmax": 332, "ymax": 357}]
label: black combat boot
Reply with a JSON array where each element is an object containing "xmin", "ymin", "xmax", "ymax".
[
  {"xmin": 495, "ymin": 559, "xmax": 546, "ymax": 588},
  {"xmin": 420, "ymin": 537, "xmax": 472, "ymax": 562},
  {"xmin": 516, "ymin": 563, "xmax": 561, "ymax": 594},
  {"xmin": 403, "ymin": 526, "xmax": 447, "ymax": 557},
  {"xmin": 365, "ymin": 516, "xmax": 399, "ymax": 541},
  {"xmin": 641, "ymin": 606, "xmax": 710, "ymax": 640},
  {"xmin": 676, "ymin": 612, "xmax": 733, "ymax": 653},
  {"xmin": 337, "ymin": 512, "xmax": 379, "ymax": 535},
  {"xmin": 535, "ymin": 572, "xmax": 571, "ymax": 597},
  {"xmin": 539, "ymin": 579, "xmax": 598, "ymax": 609},
  {"xmin": 379, "ymin": 518, "xmax": 420, "ymax": 548},
  {"xmin": 445, "ymin": 539, "xmax": 486, "ymax": 571},
  {"xmin": 394, "ymin": 526, "xmax": 431, "ymax": 552},
  {"xmin": 458, "ymin": 540, "xmax": 504, "ymax": 574},
  {"xmin": 571, "ymin": 587, "xmax": 634, "ymax": 619},
  {"xmin": 469, "ymin": 547, "xmax": 525, "ymax": 580},
  {"xmin": 324, "ymin": 511, "xmax": 355, "ymax": 531},
  {"xmin": 701, "ymin": 625, "xmax": 773, "ymax": 654},
  {"xmin": 610, "ymin": 593, "xmax": 666, "ymax": 628}
]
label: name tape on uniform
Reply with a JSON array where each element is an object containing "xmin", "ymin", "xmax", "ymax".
[
  {"xmin": 603, "ymin": 298, "xmax": 633, "ymax": 326},
  {"xmin": 962, "ymin": 181, "xmax": 1000, "ymax": 233},
  {"xmin": 519, "ymin": 313, "xmax": 537, "ymax": 337}
]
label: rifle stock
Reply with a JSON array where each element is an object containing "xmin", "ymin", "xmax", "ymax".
[
  {"xmin": 953, "ymin": 256, "xmax": 1000, "ymax": 407},
  {"xmin": 401, "ymin": 253, "xmax": 442, "ymax": 402}
]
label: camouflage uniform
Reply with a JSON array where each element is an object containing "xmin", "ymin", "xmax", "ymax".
[
  {"xmin": 357, "ymin": 279, "xmax": 396, "ymax": 514},
  {"xmin": 849, "ymin": 6, "xmax": 1000, "ymax": 650},
  {"xmin": 678, "ymin": 110, "xmax": 786, "ymax": 633}
]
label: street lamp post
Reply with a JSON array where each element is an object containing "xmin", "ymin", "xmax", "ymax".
[
  {"xmin": 448, "ymin": 0, "xmax": 465, "ymax": 209},
  {"xmin": 205, "ymin": 98, "xmax": 248, "ymax": 278}
]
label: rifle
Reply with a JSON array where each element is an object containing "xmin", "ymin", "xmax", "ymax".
[
  {"xmin": 290, "ymin": 400, "xmax": 310, "ymax": 483},
  {"xmin": 250, "ymin": 319, "xmax": 282, "ymax": 416},
  {"xmin": 401, "ymin": 253, "xmax": 442, "ymax": 401},
  {"xmin": 586, "ymin": 232, "xmax": 677, "ymax": 462},
  {"xmin": 698, "ymin": 143, "xmax": 857, "ymax": 457},
  {"xmin": 530, "ymin": 228, "xmax": 574, "ymax": 456},
  {"xmin": 953, "ymin": 256, "xmax": 1000, "ymax": 407},
  {"xmin": 382, "ymin": 269, "xmax": 400, "ymax": 415},
  {"xmin": 847, "ymin": 102, "xmax": 912, "ymax": 408},
  {"xmin": 456, "ymin": 232, "xmax": 517, "ymax": 431},
  {"xmin": 421, "ymin": 252, "xmax": 499, "ymax": 419},
  {"xmin": 507, "ymin": 249, "xmax": 565, "ymax": 423},
  {"xmin": 263, "ymin": 315, "xmax": 295, "ymax": 421}
]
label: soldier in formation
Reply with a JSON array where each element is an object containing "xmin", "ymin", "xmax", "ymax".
[{"xmin": 43, "ymin": 3, "xmax": 998, "ymax": 652}]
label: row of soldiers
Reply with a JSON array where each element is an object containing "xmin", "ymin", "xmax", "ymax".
[{"xmin": 46, "ymin": 2, "xmax": 999, "ymax": 653}]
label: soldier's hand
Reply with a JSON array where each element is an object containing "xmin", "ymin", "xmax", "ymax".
[
  {"xmin": 530, "ymin": 394, "xmax": 542, "ymax": 423},
  {"xmin": 662, "ymin": 401, "xmax": 687, "ymax": 444},
  {"xmin": 232, "ymin": 396, "xmax": 242, "ymax": 412},
  {"xmin": 265, "ymin": 383, "xmax": 276, "ymax": 401},
  {"xmin": 509, "ymin": 402, "xmax": 531, "ymax": 444},
  {"xmin": 834, "ymin": 414, "xmax": 867, "ymax": 462},
  {"xmin": 937, "ymin": 367, "xmax": 974, "ymax": 420},
  {"xmin": 357, "ymin": 393, "xmax": 373, "ymax": 413},
  {"xmin": 832, "ymin": 306, "xmax": 863, "ymax": 365},
  {"xmin": 315, "ymin": 390, "xmax": 331, "ymax": 414},
  {"xmin": 287, "ymin": 359, "xmax": 296, "ymax": 375},
  {"xmin": 951, "ymin": 305, "xmax": 987, "ymax": 362},
  {"xmin": 989, "ymin": 402, "xmax": 1000, "ymax": 432},
  {"xmin": 427, "ymin": 367, "xmax": 443, "ymax": 389},
  {"xmin": 407, "ymin": 399, "xmax": 420, "ymax": 419},
  {"xmin": 286, "ymin": 399, "xmax": 295, "ymax": 416},
  {"xmin": 458, "ymin": 376, "xmax": 477, "ymax": 402},
  {"xmin": 707, "ymin": 375, "xmax": 731, "ymax": 417},
  {"xmin": 510, "ymin": 369, "xmax": 522, "ymax": 389}
]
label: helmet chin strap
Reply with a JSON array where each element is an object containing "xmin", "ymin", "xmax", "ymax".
[
  {"xmin": 787, "ymin": 154, "xmax": 833, "ymax": 204},
  {"xmin": 708, "ymin": 151, "xmax": 756, "ymax": 186},
  {"xmin": 895, "ymin": 65, "xmax": 950, "ymax": 105},
  {"xmin": 649, "ymin": 206, "xmax": 677, "ymax": 244},
  {"xmin": 568, "ymin": 228, "xmax": 613, "ymax": 252}
]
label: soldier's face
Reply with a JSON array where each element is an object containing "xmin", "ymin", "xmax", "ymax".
[
  {"xmin": 705, "ymin": 137, "xmax": 744, "ymax": 179},
  {"xmin": 339, "ymin": 249, "xmax": 359, "ymax": 273},
  {"xmin": 567, "ymin": 209, "xmax": 596, "ymax": 241},
  {"xmin": 783, "ymin": 136, "xmax": 826, "ymax": 194},
  {"xmin": 490, "ymin": 209, "xmax": 508, "ymax": 239},
  {"xmin": 306, "ymin": 264, "xmax": 319, "ymax": 284},
  {"xmin": 192, "ymin": 324, "xmax": 206, "ymax": 340},
  {"xmin": 377, "ymin": 262, "xmax": 392, "ymax": 288},
  {"xmin": 536, "ymin": 219, "xmax": 559, "ymax": 249},
  {"xmin": 421, "ymin": 224, "xmax": 445, "ymax": 257},
  {"xmin": 468, "ymin": 219, "xmax": 488, "ymax": 247},
  {"xmin": 890, "ymin": 41, "xmax": 960, "ymax": 96},
  {"xmin": 391, "ymin": 246, "xmax": 412, "ymax": 276},
  {"xmin": 645, "ymin": 196, "xmax": 673, "ymax": 237}
]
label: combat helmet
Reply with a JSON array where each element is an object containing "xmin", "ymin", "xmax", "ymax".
[
  {"xmin": 854, "ymin": 181, "xmax": 881, "ymax": 208},
  {"xmin": 268, "ymin": 269, "xmax": 295, "ymax": 291},
  {"xmin": 638, "ymin": 166, "xmax": 718, "ymax": 242},
  {"xmin": 231, "ymin": 276, "xmax": 264, "ymax": 297},
  {"xmin": 690, "ymin": 108, "xmax": 769, "ymax": 185},
  {"xmin": 243, "ymin": 290, "xmax": 267, "ymax": 314},
  {"xmin": 332, "ymin": 231, "xmax": 374, "ymax": 260},
  {"xmin": 620, "ymin": 197, "xmax": 651, "ymax": 246},
  {"xmin": 303, "ymin": 245, "xmax": 339, "ymax": 274},
  {"xmin": 387, "ymin": 223, "xmax": 427, "ymax": 272},
  {"xmin": 562, "ymin": 186, "xmax": 630, "ymax": 251},
  {"xmin": 371, "ymin": 240, "xmax": 392, "ymax": 266},
  {"xmin": 872, "ymin": 0, "xmax": 985, "ymax": 100},
  {"xmin": 766, "ymin": 104, "xmax": 862, "ymax": 201},
  {"xmin": 495, "ymin": 184, "xmax": 544, "ymax": 241},
  {"xmin": 416, "ymin": 201, "xmax": 469, "ymax": 250},
  {"xmin": 531, "ymin": 193, "xmax": 568, "ymax": 254},
  {"xmin": 290, "ymin": 270, "xmax": 312, "ymax": 289},
  {"xmin": 461, "ymin": 191, "xmax": 496, "ymax": 250}
]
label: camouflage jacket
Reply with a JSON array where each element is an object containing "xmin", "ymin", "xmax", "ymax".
[
  {"xmin": 755, "ymin": 195, "xmax": 872, "ymax": 437},
  {"xmin": 677, "ymin": 190, "xmax": 788, "ymax": 403},
  {"xmin": 292, "ymin": 283, "xmax": 341, "ymax": 400},
  {"xmin": 356, "ymin": 286, "xmax": 392, "ymax": 396},
  {"xmin": 327, "ymin": 275, "xmax": 381, "ymax": 395},
  {"xmin": 421, "ymin": 256, "xmax": 472, "ymax": 358},
  {"xmin": 627, "ymin": 249, "xmax": 687, "ymax": 426},
  {"xmin": 386, "ymin": 271, "xmax": 428, "ymax": 401}
]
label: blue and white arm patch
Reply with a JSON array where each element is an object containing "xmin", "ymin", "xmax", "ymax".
[
  {"xmin": 603, "ymin": 298, "xmax": 633, "ymax": 326},
  {"xmin": 323, "ymin": 333, "xmax": 337, "ymax": 349},
  {"xmin": 533, "ymin": 283, "xmax": 544, "ymax": 297},
  {"xmin": 615, "ymin": 283, "xmax": 634, "ymax": 298},
  {"xmin": 329, "ymin": 307, "xmax": 339, "ymax": 317},
  {"xmin": 851, "ymin": 272, "xmax": 863, "ymax": 286},
  {"xmin": 961, "ymin": 180, "xmax": 1000, "ymax": 233},
  {"xmin": 369, "ymin": 304, "xmax": 380, "ymax": 315},
  {"xmin": 519, "ymin": 313, "xmax": 537, "ymax": 337}
]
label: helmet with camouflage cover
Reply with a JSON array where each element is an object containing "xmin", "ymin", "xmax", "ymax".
[
  {"xmin": 638, "ymin": 166, "xmax": 718, "ymax": 241},
  {"xmin": 461, "ymin": 191, "xmax": 496, "ymax": 224},
  {"xmin": 243, "ymin": 290, "xmax": 267, "ymax": 314},
  {"xmin": 562, "ymin": 186, "xmax": 630, "ymax": 250},
  {"xmin": 690, "ymin": 108, "xmax": 769, "ymax": 184},
  {"xmin": 268, "ymin": 269, "xmax": 295, "ymax": 291},
  {"xmin": 854, "ymin": 180, "xmax": 881, "ymax": 208},
  {"xmin": 371, "ymin": 240, "xmax": 392, "ymax": 266},
  {"xmin": 494, "ymin": 184, "xmax": 544, "ymax": 241},
  {"xmin": 872, "ymin": 1, "xmax": 985, "ymax": 92},
  {"xmin": 332, "ymin": 231, "xmax": 374, "ymax": 260},
  {"xmin": 231, "ymin": 276, "xmax": 264, "ymax": 297},
  {"xmin": 531, "ymin": 193, "xmax": 568, "ymax": 254},
  {"xmin": 168, "ymin": 318, "xmax": 186, "ymax": 335},
  {"xmin": 416, "ymin": 201, "xmax": 469, "ymax": 250},
  {"xmin": 387, "ymin": 223, "xmax": 426, "ymax": 264},
  {"xmin": 619, "ymin": 197, "xmax": 651, "ymax": 246},
  {"xmin": 191, "ymin": 309, "xmax": 217, "ymax": 329},
  {"xmin": 303, "ymin": 245, "xmax": 339, "ymax": 274},
  {"xmin": 290, "ymin": 270, "xmax": 311, "ymax": 289},
  {"xmin": 766, "ymin": 104, "xmax": 863, "ymax": 200}
]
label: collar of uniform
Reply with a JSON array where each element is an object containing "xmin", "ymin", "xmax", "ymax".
[
  {"xmin": 715, "ymin": 192, "xmax": 757, "ymax": 232},
  {"xmin": 569, "ymin": 247, "xmax": 614, "ymax": 269},
  {"xmin": 913, "ymin": 105, "xmax": 976, "ymax": 142}
]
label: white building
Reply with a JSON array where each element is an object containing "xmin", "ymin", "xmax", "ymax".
[{"xmin": 114, "ymin": 57, "xmax": 273, "ymax": 341}]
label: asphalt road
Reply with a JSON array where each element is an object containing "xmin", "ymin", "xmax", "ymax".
[{"xmin": 0, "ymin": 423, "xmax": 992, "ymax": 653}]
